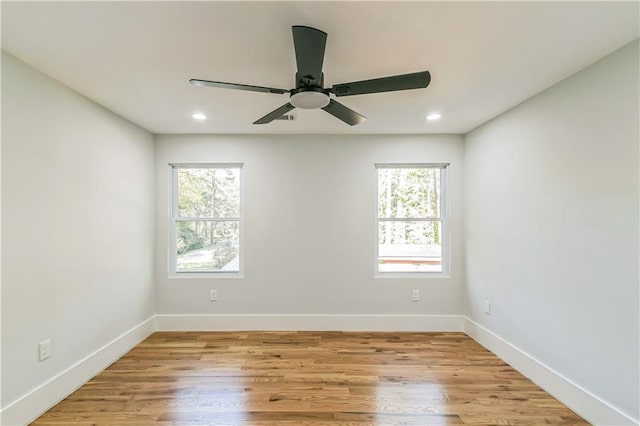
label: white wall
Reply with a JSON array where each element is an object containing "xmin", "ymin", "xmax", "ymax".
[
  {"xmin": 464, "ymin": 40, "xmax": 639, "ymax": 422},
  {"xmin": 1, "ymin": 52, "xmax": 155, "ymax": 421},
  {"xmin": 155, "ymin": 134, "xmax": 464, "ymax": 323}
]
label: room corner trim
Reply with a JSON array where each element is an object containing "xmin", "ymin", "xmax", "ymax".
[
  {"xmin": 0, "ymin": 316, "xmax": 156, "ymax": 426},
  {"xmin": 463, "ymin": 316, "xmax": 638, "ymax": 426},
  {"xmin": 155, "ymin": 313, "xmax": 465, "ymax": 332}
]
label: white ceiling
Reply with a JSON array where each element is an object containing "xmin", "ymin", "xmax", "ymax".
[{"xmin": 2, "ymin": 1, "xmax": 638, "ymax": 134}]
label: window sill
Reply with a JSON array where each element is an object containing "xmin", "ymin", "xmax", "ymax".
[
  {"xmin": 375, "ymin": 272, "xmax": 450, "ymax": 279},
  {"xmin": 169, "ymin": 272, "xmax": 244, "ymax": 279}
]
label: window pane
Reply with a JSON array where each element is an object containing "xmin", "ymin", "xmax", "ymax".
[
  {"xmin": 213, "ymin": 169, "xmax": 240, "ymax": 218},
  {"xmin": 377, "ymin": 168, "xmax": 440, "ymax": 218},
  {"xmin": 177, "ymin": 168, "xmax": 240, "ymax": 218},
  {"xmin": 378, "ymin": 221, "xmax": 442, "ymax": 272},
  {"xmin": 177, "ymin": 168, "xmax": 214, "ymax": 218},
  {"xmin": 176, "ymin": 221, "xmax": 239, "ymax": 272}
]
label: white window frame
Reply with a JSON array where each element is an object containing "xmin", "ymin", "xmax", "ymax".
[
  {"xmin": 374, "ymin": 163, "xmax": 450, "ymax": 278},
  {"xmin": 168, "ymin": 163, "xmax": 244, "ymax": 278}
]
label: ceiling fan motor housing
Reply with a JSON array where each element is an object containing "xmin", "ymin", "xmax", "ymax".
[{"xmin": 296, "ymin": 71, "xmax": 324, "ymax": 88}]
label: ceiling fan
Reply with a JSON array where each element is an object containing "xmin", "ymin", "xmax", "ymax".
[{"xmin": 190, "ymin": 26, "xmax": 431, "ymax": 126}]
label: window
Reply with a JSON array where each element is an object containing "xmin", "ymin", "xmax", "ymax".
[
  {"xmin": 376, "ymin": 164, "xmax": 448, "ymax": 275},
  {"xmin": 170, "ymin": 164, "xmax": 242, "ymax": 274}
]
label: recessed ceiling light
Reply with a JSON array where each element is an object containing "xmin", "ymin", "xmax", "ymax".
[
  {"xmin": 192, "ymin": 113, "xmax": 207, "ymax": 120},
  {"xmin": 426, "ymin": 113, "xmax": 442, "ymax": 121}
]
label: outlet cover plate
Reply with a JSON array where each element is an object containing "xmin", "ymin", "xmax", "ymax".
[{"xmin": 39, "ymin": 339, "xmax": 51, "ymax": 361}]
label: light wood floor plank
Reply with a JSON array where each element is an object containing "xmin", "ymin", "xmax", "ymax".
[{"xmin": 31, "ymin": 332, "xmax": 588, "ymax": 425}]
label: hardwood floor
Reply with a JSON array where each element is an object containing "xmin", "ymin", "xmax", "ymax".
[{"xmin": 31, "ymin": 332, "xmax": 587, "ymax": 425}]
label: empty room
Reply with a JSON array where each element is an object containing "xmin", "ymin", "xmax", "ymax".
[{"xmin": 1, "ymin": 1, "xmax": 638, "ymax": 425}]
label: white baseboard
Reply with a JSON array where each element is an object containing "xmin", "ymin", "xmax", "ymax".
[
  {"xmin": 0, "ymin": 316, "xmax": 156, "ymax": 426},
  {"xmin": 463, "ymin": 316, "xmax": 638, "ymax": 426},
  {"xmin": 155, "ymin": 314, "xmax": 465, "ymax": 332}
]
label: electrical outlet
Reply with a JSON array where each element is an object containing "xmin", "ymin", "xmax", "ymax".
[
  {"xmin": 484, "ymin": 300, "xmax": 491, "ymax": 315},
  {"xmin": 210, "ymin": 289, "xmax": 218, "ymax": 302},
  {"xmin": 39, "ymin": 339, "xmax": 51, "ymax": 361},
  {"xmin": 412, "ymin": 290, "xmax": 420, "ymax": 302}
]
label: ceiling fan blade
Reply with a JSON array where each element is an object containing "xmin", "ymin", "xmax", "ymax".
[
  {"xmin": 253, "ymin": 103, "xmax": 296, "ymax": 124},
  {"xmin": 190, "ymin": 79, "xmax": 288, "ymax": 94},
  {"xmin": 292, "ymin": 26, "xmax": 327, "ymax": 87},
  {"xmin": 331, "ymin": 71, "xmax": 431, "ymax": 97},
  {"xmin": 322, "ymin": 100, "xmax": 366, "ymax": 126}
]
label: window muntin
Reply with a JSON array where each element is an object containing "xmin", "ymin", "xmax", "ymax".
[
  {"xmin": 171, "ymin": 165, "xmax": 242, "ymax": 274},
  {"xmin": 376, "ymin": 164, "xmax": 448, "ymax": 274}
]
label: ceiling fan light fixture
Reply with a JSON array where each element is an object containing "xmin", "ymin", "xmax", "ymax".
[{"xmin": 290, "ymin": 90, "xmax": 330, "ymax": 109}]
